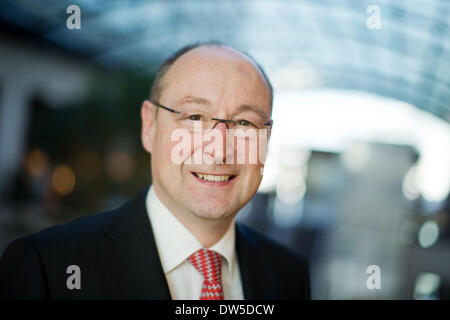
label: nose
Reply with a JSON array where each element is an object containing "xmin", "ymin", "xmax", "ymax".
[
  {"xmin": 205, "ymin": 121, "xmax": 229, "ymax": 164},
  {"xmin": 212, "ymin": 119, "xmax": 232, "ymax": 130}
]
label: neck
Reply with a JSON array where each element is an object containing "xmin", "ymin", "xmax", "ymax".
[{"xmin": 152, "ymin": 184, "xmax": 234, "ymax": 248}]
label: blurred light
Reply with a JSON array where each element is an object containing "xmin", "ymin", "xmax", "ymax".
[
  {"xmin": 273, "ymin": 197, "xmax": 304, "ymax": 228},
  {"xmin": 341, "ymin": 142, "xmax": 371, "ymax": 172},
  {"xmin": 259, "ymin": 147, "xmax": 310, "ymax": 194},
  {"xmin": 416, "ymin": 120, "xmax": 450, "ymax": 202},
  {"xmin": 258, "ymin": 144, "xmax": 278, "ymax": 193},
  {"xmin": 52, "ymin": 165, "xmax": 76, "ymax": 195},
  {"xmin": 280, "ymin": 147, "xmax": 310, "ymax": 168},
  {"xmin": 25, "ymin": 149, "xmax": 49, "ymax": 178},
  {"xmin": 76, "ymin": 151, "xmax": 102, "ymax": 180},
  {"xmin": 276, "ymin": 169, "xmax": 306, "ymax": 204},
  {"xmin": 272, "ymin": 61, "xmax": 321, "ymax": 90},
  {"xmin": 414, "ymin": 272, "xmax": 441, "ymax": 300},
  {"xmin": 402, "ymin": 165, "xmax": 420, "ymax": 200},
  {"xmin": 260, "ymin": 89, "xmax": 450, "ymax": 208},
  {"xmin": 105, "ymin": 151, "xmax": 135, "ymax": 182},
  {"xmin": 398, "ymin": 220, "xmax": 419, "ymax": 246},
  {"xmin": 273, "ymin": 161, "xmax": 306, "ymax": 227},
  {"xmin": 418, "ymin": 220, "xmax": 439, "ymax": 248}
]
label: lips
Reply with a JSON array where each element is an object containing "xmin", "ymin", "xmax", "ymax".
[{"xmin": 192, "ymin": 172, "xmax": 236, "ymax": 182}]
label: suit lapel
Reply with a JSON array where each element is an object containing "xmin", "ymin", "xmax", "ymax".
[
  {"xmin": 96, "ymin": 189, "xmax": 276, "ymax": 300},
  {"xmin": 98, "ymin": 188, "xmax": 171, "ymax": 299},
  {"xmin": 235, "ymin": 223, "xmax": 271, "ymax": 300}
]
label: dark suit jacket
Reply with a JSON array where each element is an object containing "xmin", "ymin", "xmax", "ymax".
[{"xmin": 0, "ymin": 187, "xmax": 310, "ymax": 300}]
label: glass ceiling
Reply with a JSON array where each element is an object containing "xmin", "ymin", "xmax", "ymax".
[{"xmin": 1, "ymin": 0, "xmax": 449, "ymax": 122}]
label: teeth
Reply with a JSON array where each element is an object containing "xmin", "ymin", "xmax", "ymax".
[{"xmin": 196, "ymin": 173, "xmax": 232, "ymax": 182}]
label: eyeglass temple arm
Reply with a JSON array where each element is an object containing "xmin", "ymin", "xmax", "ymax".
[
  {"xmin": 152, "ymin": 101, "xmax": 273, "ymax": 126},
  {"xmin": 152, "ymin": 102, "xmax": 182, "ymax": 114}
]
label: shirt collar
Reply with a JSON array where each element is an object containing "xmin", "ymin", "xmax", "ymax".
[{"xmin": 146, "ymin": 185, "xmax": 236, "ymax": 276}]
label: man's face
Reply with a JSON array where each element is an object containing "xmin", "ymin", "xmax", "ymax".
[{"xmin": 142, "ymin": 46, "xmax": 272, "ymax": 223}]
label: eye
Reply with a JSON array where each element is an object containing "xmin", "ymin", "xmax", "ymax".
[
  {"xmin": 237, "ymin": 119, "xmax": 254, "ymax": 127},
  {"xmin": 187, "ymin": 114, "xmax": 203, "ymax": 121}
]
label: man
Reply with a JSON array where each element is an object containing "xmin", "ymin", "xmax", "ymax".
[{"xmin": 0, "ymin": 42, "xmax": 310, "ymax": 300}]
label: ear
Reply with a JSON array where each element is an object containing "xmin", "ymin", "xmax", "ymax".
[{"xmin": 141, "ymin": 100, "xmax": 156, "ymax": 153}]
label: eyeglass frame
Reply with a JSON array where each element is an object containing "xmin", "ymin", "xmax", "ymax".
[{"xmin": 151, "ymin": 101, "xmax": 273, "ymax": 129}]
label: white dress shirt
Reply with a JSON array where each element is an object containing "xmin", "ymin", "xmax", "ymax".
[{"xmin": 146, "ymin": 186, "xmax": 244, "ymax": 300}]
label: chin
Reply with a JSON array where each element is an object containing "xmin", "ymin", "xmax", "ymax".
[
  {"xmin": 196, "ymin": 212, "xmax": 230, "ymax": 221},
  {"xmin": 190, "ymin": 202, "xmax": 235, "ymax": 221}
]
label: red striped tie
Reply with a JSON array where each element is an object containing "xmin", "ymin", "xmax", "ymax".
[{"xmin": 188, "ymin": 248, "xmax": 224, "ymax": 300}]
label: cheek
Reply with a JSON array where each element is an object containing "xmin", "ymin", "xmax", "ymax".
[
  {"xmin": 240, "ymin": 164, "xmax": 263, "ymax": 191},
  {"xmin": 159, "ymin": 128, "xmax": 187, "ymax": 160},
  {"xmin": 152, "ymin": 129, "xmax": 187, "ymax": 178},
  {"xmin": 167, "ymin": 129, "xmax": 200, "ymax": 166},
  {"xmin": 234, "ymin": 137, "xmax": 267, "ymax": 166}
]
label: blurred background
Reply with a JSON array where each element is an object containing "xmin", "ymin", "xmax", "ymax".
[{"xmin": 0, "ymin": 0, "xmax": 449, "ymax": 299}]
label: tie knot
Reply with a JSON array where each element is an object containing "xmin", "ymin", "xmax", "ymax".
[{"xmin": 188, "ymin": 248, "xmax": 223, "ymax": 283}]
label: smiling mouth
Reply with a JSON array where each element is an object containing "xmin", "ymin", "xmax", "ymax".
[{"xmin": 192, "ymin": 172, "xmax": 236, "ymax": 182}]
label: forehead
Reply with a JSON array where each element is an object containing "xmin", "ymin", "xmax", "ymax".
[{"xmin": 160, "ymin": 46, "xmax": 272, "ymax": 113}]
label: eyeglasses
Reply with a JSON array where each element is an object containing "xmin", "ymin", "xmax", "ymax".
[{"xmin": 151, "ymin": 101, "xmax": 273, "ymax": 132}]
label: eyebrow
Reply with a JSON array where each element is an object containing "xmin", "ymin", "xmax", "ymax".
[
  {"xmin": 175, "ymin": 96, "xmax": 270, "ymax": 120},
  {"xmin": 235, "ymin": 104, "xmax": 270, "ymax": 120}
]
